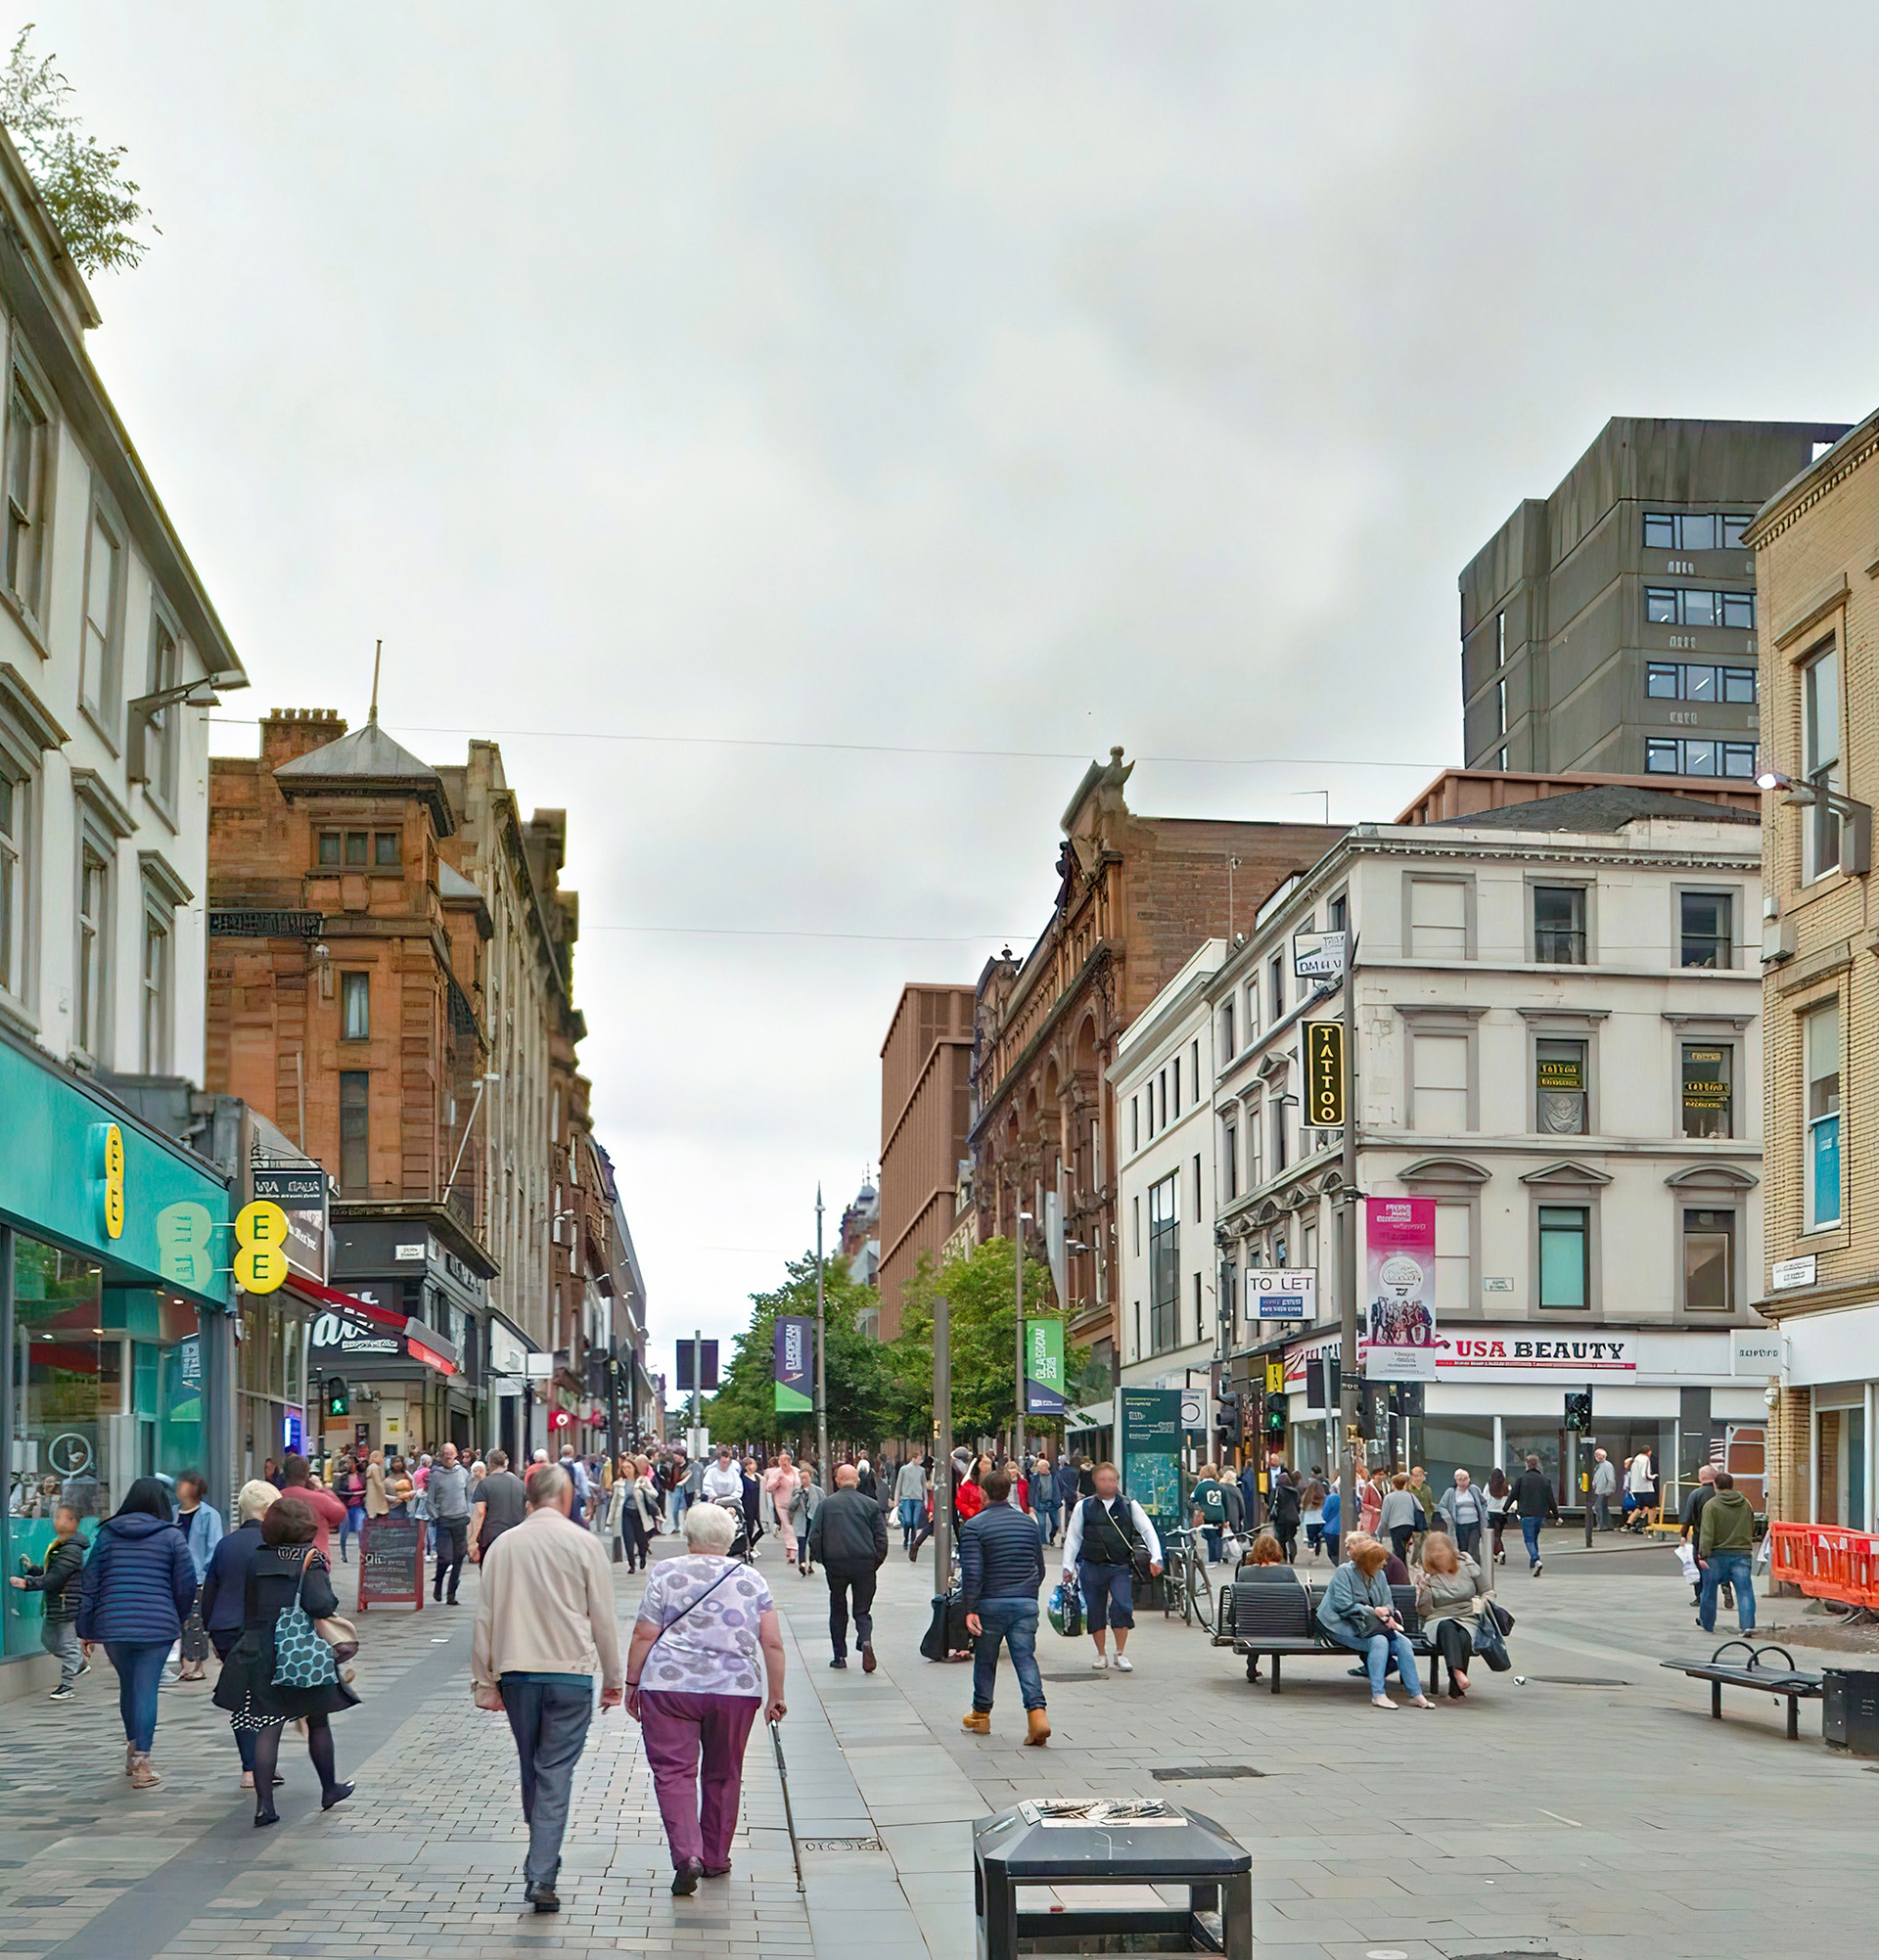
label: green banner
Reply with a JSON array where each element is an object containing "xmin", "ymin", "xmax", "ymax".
[{"xmin": 1025, "ymin": 1317, "xmax": 1066, "ymax": 1414}]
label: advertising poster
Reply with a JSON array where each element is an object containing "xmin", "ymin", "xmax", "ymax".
[
  {"xmin": 252, "ymin": 1166, "xmax": 329, "ymax": 1283},
  {"xmin": 1025, "ymin": 1317, "xmax": 1067, "ymax": 1414},
  {"xmin": 1361, "ymin": 1197, "xmax": 1438, "ymax": 1382},
  {"xmin": 773, "ymin": 1315, "xmax": 813, "ymax": 1414},
  {"xmin": 1117, "ymin": 1386, "xmax": 1183, "ymax": 1551}
]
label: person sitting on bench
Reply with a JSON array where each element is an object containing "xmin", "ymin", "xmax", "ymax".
[
  {"xmin": 1413, "ymin": 1530, "xmax": 1492, "ymax": 1700},
  {"xmin": 1317, "ymin": 1534, "xmax": 1432, "ymax": 1710}
]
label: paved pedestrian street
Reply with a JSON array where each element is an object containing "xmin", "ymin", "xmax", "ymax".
[{"xmin": 0, "ymin": 1532, "xmax": 1873, "ymax": 1960}]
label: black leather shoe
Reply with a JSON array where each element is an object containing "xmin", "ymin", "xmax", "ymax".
[
  {"xmin": 254, "ymin": 1809, "xmax": 280, "ymax": 1829},
  {"xmin": 526, "ymin": 1882, "xmax": 560, "ymax": 1913},
  {"xmin": 321, "ymin": 1780, "xmax": 356, "ymax": 1811},
  {"xmin": 829, "ymin": 1656, "xmax": 847, "ymax": 1668},
  {"xmin": 671, "ymin": 1857, "xmax": 705, "ymax": 1896}
]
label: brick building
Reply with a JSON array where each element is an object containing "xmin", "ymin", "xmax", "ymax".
[
  {"xmin": 969, "ymin": 747, "xmax": 1343, "ymax": 1384},
  {"xmin": 1746, "ymin": 413, "xmax": 1879, "ymax": 1528},
  {"xmin": 878, "ymin": 985, "xmax": 973, "ymax": 1339}
]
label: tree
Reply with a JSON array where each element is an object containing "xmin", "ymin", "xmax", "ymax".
[
  {"xmin": 0, "ymin": 25, "xmax": 154, "ymax": 276},
  {"xmin": 883, "ymin": 1238, "xmax": 1083, "ymax": 1447},
  {"xmin": 702, "ymin": 1252, "xmax": 894, "ymax": 1452}
]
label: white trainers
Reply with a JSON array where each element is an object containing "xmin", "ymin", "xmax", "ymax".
[
  {"xmin": 1113, "ymin": 1655, "xmax": 1133, "ymax": 1672},
  {"xmin": 1090, "ymin": 1655, "xmax": 1109, "ymax": 1670}
]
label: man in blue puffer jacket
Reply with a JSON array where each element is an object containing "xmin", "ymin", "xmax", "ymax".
[
  {"xmin": 75, "ymin": 1479, "xmax": 197, "ymax": 1789},
  {"xmin": 959, "ymin": 1468, "xmax": 1049, "ymax": 1745}
]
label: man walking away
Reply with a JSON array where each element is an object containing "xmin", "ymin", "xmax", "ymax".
[
  {"xmin": 960, "ymin": 1468, "xmax": 1049, "ymax": 1744},
  {"xmin": 472, "ymin": 1463, "xmax": 622, "ymax": 1914},
  {"xmin": 1680, "ymin": 1465, "xmax": 1719, "ymax": 1611},
  {"xmin": 471, "ymin": 1450, "xmax": 527, "ymax": 1568},
  {"xmin": 1590, "ymin": 1448, "xmax": 1617, "ymax": 1530},
  {"xmin": 1512, "ymin": 1454, "xmax": 1558, "ymax": 1574},
  {"xmin": 1697, "ymin": 1471, "xmax": 1757, "ymax": 1633},
  {"xmin": 807, "ymin": 1464, "xmax": 889, "ymax": 1671},
  {"xmin": 1029, "ymin": 1452, "xmax": 1060, "ymax": 1546},
  {"xmin": 894, "ymin": 1455, "xmax": 927, "ymax": 1552},
  {"xmin": 428, "ymin": 1443, "xmax": 475, "ymax": 1604},
  {"xmin": 10, "ymin": 1504, "xmax": 88, "ymax": 1699},
  {"xmin": 701, "ymin": 1445, "xmax": 743, "ymax": 1511},
  {"xmin": 1061, "ymin": 1463, "xmax": 1163, "ymax": 1672},
  {"xmin": 560, "ymin": 1448, "xmax": 592, "ymax": 1527},
  {"xmin": 1436, "ymin": 1469, "xmax": 1488, "ymax": 1562},
  {"xmin": 1055, "ymin": 1453, "xmax": 1081, "ymax": 1528}
]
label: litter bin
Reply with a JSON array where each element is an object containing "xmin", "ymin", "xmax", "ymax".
[
  {"xmin": 1823, "ymin": 1668, "xmax": 1879, "ymax": 1755},
  {"xmin": 973, "ymin": 1798, "xmax": 1251, "ymax": 1958}
]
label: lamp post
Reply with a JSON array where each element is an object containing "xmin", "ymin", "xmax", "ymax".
[
  {"xmin": 1014, "ymin": 1208, "xmax": 1032, "ymax": 1463},
  {"xmin": 814, "ymin": 1187, "xmax": 830, "ymax": 1481}
]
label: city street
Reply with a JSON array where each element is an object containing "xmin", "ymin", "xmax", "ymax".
[{"xmin": 0, "ymin": 1530, "xmax": 1870, "ymax": 1960}]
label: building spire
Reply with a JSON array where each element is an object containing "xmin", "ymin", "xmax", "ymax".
[{"xmin": 368, "ymin": 638, "xmax": 383, "ymax": 726}]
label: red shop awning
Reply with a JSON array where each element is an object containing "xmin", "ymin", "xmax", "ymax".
[{"xmin": 285, "ymin": 1273, "xmax": 459, "ymax": 1377}]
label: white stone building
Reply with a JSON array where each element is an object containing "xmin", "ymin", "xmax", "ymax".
[
  {"xmin": 1205, "ymin": 783, "xmax": 1773, "ymax": 1509},
  {"xmin": 1112, "ymin": 940, "xmax": 1225, "ymax": 1396}
]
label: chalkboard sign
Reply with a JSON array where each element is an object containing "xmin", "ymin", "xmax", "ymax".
[{"xmin": 357, "ymin": 1519, "xmax": 425, "ymax": 1612}]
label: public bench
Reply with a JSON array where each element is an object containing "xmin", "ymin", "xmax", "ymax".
[
  {"xmin": 1660, "ymin": 1639, "xmax": 1823, "ymax": 1741},
  {"xmin": 1225, "ymin": 1579, "xmax": 1445, "ymax": 1694}
]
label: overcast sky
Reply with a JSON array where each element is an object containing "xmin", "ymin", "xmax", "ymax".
[{"xmin": 37, "ymin": 4, "xmax": 1879, "ymax": 1375}]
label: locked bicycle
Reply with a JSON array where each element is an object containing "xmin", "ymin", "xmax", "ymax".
[{"xmin": 1161, "ymin": 1526, "xmax": 1214, "ymax": 1631}]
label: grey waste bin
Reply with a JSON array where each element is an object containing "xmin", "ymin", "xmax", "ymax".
[
  {"xmin": 1824, "ymin": 1668, "xmax": 1879, "ymax": 1755},
  {"xmin": 973, "ymin": 1798, "xmax": 1252, "ymax": 1958}
]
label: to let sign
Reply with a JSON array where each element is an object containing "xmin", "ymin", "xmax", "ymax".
[{"xmin": 1303, "ymin": 1020, "xmax": 1346, "ymax": 1127}]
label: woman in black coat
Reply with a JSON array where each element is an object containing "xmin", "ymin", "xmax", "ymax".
[
  {"xmin": 212, "ymin": 1495, "xmax": 359, "ymax": 1825},
  {"xmin": 198, "ymin": 1480, "xmax": 280, "ymax": 1791}
]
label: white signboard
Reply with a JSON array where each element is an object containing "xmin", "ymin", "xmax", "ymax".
[
  {"xmin": 1247, "ymin": 1268, "xmax": 1317, "ymax": 1323},
  {"xmin": 1732, "ymin": 1329, "xmax": 1781, "ymax": 1374},
  {"xmin": 1293, "ymin": 930, "xmax": 1348, "ymax": 980},
  {"xmin": 1770, "ymin": 1255, "xmax": 1817, "ymax": 1292},
  {"xmin": 1179, "ymin": 1388, "xmax": 1210, "ymax": 1434}
]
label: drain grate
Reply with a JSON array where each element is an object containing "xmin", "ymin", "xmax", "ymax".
[
  {"xmin": 1527, "ymin": 1676, "xmax": 1627, "ymax": 1687},
  {"xmin": 1152, "ymin": 1764, "xmax": 1265, "ymax": 1782}
]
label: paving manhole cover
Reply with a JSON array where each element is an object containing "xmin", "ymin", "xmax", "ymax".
[
  {"xmin": 1151, "ymin": 1764, "xmax": 1265, "ymax": 1781},
  {"xmin": 1528, "ymin": 1676, "xmax": 1627, "ymax": 1686},
  {"xmin": 801, "ymin": 1837, "xmax": 884, "ymax": 1852}
]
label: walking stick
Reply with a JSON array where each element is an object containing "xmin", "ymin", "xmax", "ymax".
[{"xmin": 769, "ymin": 1717, "xmax": 806, "ymax": 1893}]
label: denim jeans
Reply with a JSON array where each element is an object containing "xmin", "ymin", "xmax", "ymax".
[
  {"xmin": 433, "ymin": 1516, "xmax": 469, "ymax": 1598},
  {"xmin": 104, "ymin": 1640, "xmax": 169, "ymax": 1753},
  {"xmin": 898, "ymin": 1498, "xmax": 921, "ymax": 1545},
  {"xmin": 1699, "ymin": 1551, "xmax": 1756, "ymax": 1632},
  {"xmin": 341, "ymin": 1505, "xmax": 366, "ymax": 1559},
  {"xmin": 1453, "ymin": 1523, "xmax": 1481, "ymax": 1562},
  {"xmin": 1035, "ymin": 1498, "xmax": 1061, "ymax": 1542},
  {"xmin": 1338, "ymin": 1629, "xmax": 1424, "ymax": 1699},
  {"xmin": 500, "ymin": 1675, "xmax": 594, "ymax": 1889},
  {"xmin": 1521, "ymin": 1516, "xmax": 1543, "ymax": 1568},
  {"xmin": 1077, "ymin": 1562, "xmax": 1135, "ymax": 1631},
  {"xmin": 1203, "ymin": 1526, "xmax": 1223, "ymax": 1563},
  {"xmin": 972, "ymin": 1598, "xmax": 1045, "ymax": 1712}
]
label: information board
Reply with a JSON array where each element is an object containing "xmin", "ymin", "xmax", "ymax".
[
  {"xmin": 1117, "ymin": 1386, "xmax": 1183, "ymax": 1558},
  {"xmin": 357, "ymin": 1518, "xmax": 425, "ymax": 1612}
]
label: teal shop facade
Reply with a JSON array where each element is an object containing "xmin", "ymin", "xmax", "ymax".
[{"xmin": 1, "ymin": 1024, "xmax": 233, "ymax": 1691}]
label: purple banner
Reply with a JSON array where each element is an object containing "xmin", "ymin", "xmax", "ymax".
[{"xmin": 774, "ymin": 1315, "xmax": 813, "ymax": 1414}]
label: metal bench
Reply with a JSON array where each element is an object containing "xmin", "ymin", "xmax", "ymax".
[
  {"xmin": 1661, "ymin": 1639, "xmax": 1824, "ymax": 1740},
  {"xmin": 1226, "ymin": 1579, "xmax": 1442, "ymax": 1693}
]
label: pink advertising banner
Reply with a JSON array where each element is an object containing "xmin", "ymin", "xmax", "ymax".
[{"xmin": 1361, "ymin": 1197, "xmax": 1438, "ymax": 1382}]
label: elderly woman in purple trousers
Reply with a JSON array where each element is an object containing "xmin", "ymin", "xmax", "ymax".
[{"xmin": 624, "ymin": 1502, "xmax": 787, "ymax": 1895}]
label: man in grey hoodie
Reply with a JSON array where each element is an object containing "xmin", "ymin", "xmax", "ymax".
[{"xmin": 428, "ymin": 1442, "xmax": 475, "ymax": 1604}]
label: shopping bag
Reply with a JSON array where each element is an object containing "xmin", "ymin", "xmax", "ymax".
[
  {"xmin": 1674, "ymin": 1540, "xmax": 1699, "ymax": 1583},
  {"xmin": 1048, "ymin": 1580, "xmax": 1082, "ymax": 1639}
]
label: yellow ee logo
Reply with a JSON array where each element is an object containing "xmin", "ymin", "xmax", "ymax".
[
  {"xmin": 155, "ymin": 1202, "xmax": 215, "ymax": 1291},
  {"xmin": 92, "ymin": 1123, "xmax": 125, "ymax": 1241},
  {"xmin": 233, "ymin": 1199, "xmax": 291, "ymax": 1295}
]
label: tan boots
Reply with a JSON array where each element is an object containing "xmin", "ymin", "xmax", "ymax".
[
  {"xmin": 1025, "ymin": 1709, "xmax": 1051, "ymax": 1747},
  {"xmin": 961, "ymin": 1709, "xmax": 990, "ymax": 1734}
]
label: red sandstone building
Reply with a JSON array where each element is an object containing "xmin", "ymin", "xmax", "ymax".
[{"xmin": 877, "ymin": 984, "xmax": 974, "ymax": 1339}]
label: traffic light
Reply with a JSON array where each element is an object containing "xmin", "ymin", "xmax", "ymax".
[
  {"xmin": 1564, "ymin": 1390, "xmax": 1592, "ymax": 1434},
  {"xmin": 1216, "ymin": 1389, "xmax": 1243, "ymax": 1445},
  {"xmin": 325, "ymin": 1377, "xmax": 349, "ymax": 1419},
  {"xmin": 1263, "ymin": 1390, "xmax": 1288, "ymax": 1436}
]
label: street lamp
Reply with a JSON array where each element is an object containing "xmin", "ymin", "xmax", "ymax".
[
  {"xmin": 1757, "ymin": 762, "xmax": 1872, "ymax": 874},
  {"xmin": 1014, "ymin": 1208, "xmax": 1032, "ymax": 1463},
  {"xmin": 126, "ymin": 675, "xmax": 228, "ymax": 785}
]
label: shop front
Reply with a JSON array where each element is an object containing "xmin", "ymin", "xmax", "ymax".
[
  {"xmin": 1778, "ymin": 1300, "xmax": 1879, "ymax": 1530},
  {"xmin": 0, "ymin": 1028, "xmax": 231, "ymax": 1693},
  {"xmin": 1283, "ymin": 1324, "xmax": 1772, "ymax": 1513},
  {"xmin": 302, "ymin": 1279, "xmax": 460, "ymax": 1469}
]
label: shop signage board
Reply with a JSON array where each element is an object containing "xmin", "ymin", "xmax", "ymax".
[
  {"xmin": 1770, "ymin": 1254, "xmax": 1817, "ymax": 1292},
  {"xmin": 1116, "ymin": 1386, "xmax": 1183, "ymax": 1553},
  {"xmin": 1248, "ymin": 1268, "xmax": 1316, "ymax": 1322},
  {"xmin": 252, "ymin": 1166, "xmax": 328, "ymax": 1283},
  {"xmin": 773, "ymin": 1315, "xmax": 813, "ymax": 1414},
  {"xmin": 1302, "ymin": 1021, "xmax": 1346, "ymax": 1127},
  {"xmin": 356, "ymin": 1518, "xmax": 424, "ymax": 1612},
  {"xmin": 1026, "ymin": 1317, "xmax": 1067, "ymax": 1415},
  {"xmin": 1293, "ymin": 931, "xmax": 1347, "ymax": 980},
  {"xmin": 1732, "ymin": 1329, "xmax": 1781, "ymax": 1374},
  {"xmin": 1361, "ymin": 1197, "xmax": 1438, "ymax": 1382}
]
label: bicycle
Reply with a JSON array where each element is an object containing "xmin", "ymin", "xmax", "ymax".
[{"xmin": 1162, "ymin": 1526, "xmax": 1214, "ymax": 1631}]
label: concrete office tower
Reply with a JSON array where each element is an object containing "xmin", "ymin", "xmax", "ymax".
[{"xmin": 1460, "ymin": 418, "xmax": 1847, "ymax": 781}]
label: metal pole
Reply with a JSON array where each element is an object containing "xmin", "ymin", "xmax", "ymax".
[
  {"xmin": 814, "ymin": 1187, "xmax": 830, "ymax": 1480},
  {"xmin": 692, "ymin": 1329, "xmax": 702, "ymax": 1442},
  {"xmin": 1014, "ymin": 1210, "xmax": 1025, "ymax": 1465},
  {"xmin": 1583, "ymin": 1396, "xmax": 1593, "ymax": 1549},
  {"xmin": 934, "ymin": 1293, "xmax": 952, "ymax": 1589},
  {"xmin": 1338, "ymin": 932, "xmax": 1361, "ymax": 1530}
]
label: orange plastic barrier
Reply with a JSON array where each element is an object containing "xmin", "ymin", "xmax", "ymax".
[{"xmin": 1767, "ymin": 1522, "xmax": 1879, "ymax": 1607}]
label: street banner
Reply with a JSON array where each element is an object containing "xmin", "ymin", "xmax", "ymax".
[
  {"xmin": 1116, "ymin": 1386, "xmax": 1183, "ymax": 1555},
  {"xmin": 773, "ymin": 1315, "xmax": 813, "ymax": 1414},
  {"xmin": 1025, "ymin": 1317, "xmax": 1066, "ymax": 1415},
  {"xmin": 1361, "ymin": 1197, "xmax": 1439, "ymax": 1382}
]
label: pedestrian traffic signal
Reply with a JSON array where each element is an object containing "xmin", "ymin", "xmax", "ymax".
[
  {"xmin": 326, "ymin": 1377, "xmax": 349, "ymax": 1418},
  {"xmin": 1216, "ymin": 1390, "xmax": 1243, "ymax": 1442},
  {"xmin": 1263, "ymin": 1391, "xmax": 1288, "ymax": 1436},
  {"xmin": 1564, "ymin": 1390, "xmax": 1592, "ymax": 1433}
]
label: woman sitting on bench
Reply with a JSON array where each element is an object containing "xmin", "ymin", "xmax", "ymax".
[
  {"xmin": 1413, "ymin": 1530, "xmax": 1491, "ymax": 1700},
  {"xmin": 1317, "ymin": 1535, "xmax": 1433, "ymax": 1710}
]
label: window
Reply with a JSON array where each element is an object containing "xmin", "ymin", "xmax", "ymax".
[
  {"xmin": 4, "ymin": 369, "xmax": 48, "ymax": 616},
  {"xmin": 1679, "ymin": 891, "xmax": 1731, "ymax": 969},
  {"xmin": 1680, "ymin": 1044, "xmax": 1731, "ymax": 1139},
  {"xmin": 374, "ymin": 832, "xmax": 399, "ymax": 867},
  {"xmin": 0, "ymin": 758, "xmax": 25, "ymax": 1004},
  {"xmin": 145, "ymin": 617, "xmax": 180, "ymax": 808},
  {"xmin": 1411, "ymin": 1032, "xmax": 1470, "ymax": 1132},
  {"xmin": 80, "ymin": 506, "xmax": 123, "ymax": 727},
  {"xmin": 340, "ymin": 972, "xmax": 370, "ymax": 1042},
  {"xmin": 1497, "ymin": 677, "xmax": 1507, "ymax": 736},
  {"xmin": 1191, "ymin": 1038, "xmax": 1200, "ymax": 1104},
  {"xmin": 1682, "ymin": 1208, "xmax": 1734, "ymax": 1310},
  {"xmin": 317, "ymin": 831, "xmax": 342, "ymax": 867},
  {"xmin": 1535, "ymin": 1038, "xmax": 1588, "ymax": 1135},
  {"xmin": 1648, "ymin": 661, "xmax": 1757, "ymax": 704},
  {"xmin": 1193, "ymin": 1269, "xmax": 1204, "ymax": 1346},
  {"xmin": 1537, "ymin": 1206, "xmax": 1589, "ymax": 1308},
  {"xmin": 1496, "ymin": 612, "xmax": 1505, "ymax": 665},
  {"xmin": 1218, "ymin": 998, "xmax": 1234, "ymax": 1060},
  {"xmin": 1130, "ymin": 1095, "xmax": 1138, "ymax": 1153},
  {"xmin": 1170, "ymin": 1061, "xmax": 1180, "ymax": 1119},
  {"xmin": 141, "ymin": 901, "xmax": 170, "ymax": 1071},
  {"xmin": 1328, "ymin": 891, "xmax": 1348, "ymax": 934},
  {"xmin": 1247, "ymin": 1099, "xmax": 1263, "ymax": 1188},
  {"xmin": 343, "ymin": 832, "xmax": 368, "ymax": 867},
  {"xmin": 1803, "ymin": 642, "xmax": 1843, "ymax": 882},
  {"xmin": 340, "ymin": 1071, "xmax": 370, "ymax": 1193},
  {"xmin": 1643, "ymin": 513, "xmax": 1755, "ymax": 551},
  {"xmin": 1221, "ymin": 1120, "xmax": 1238, "ymax": 1203},
  {"xmin": 1407, "ymin": 877, "xmax": 1468, "ymax": 959},
  {"xmin": 75, "ymin": 844, "xmax": 109, "ymax": 1058},
  {"xmin": 1534, "ymin": 886, "xmax": 1586, "ymax": 964},
  {"xmin": 1435, "ymin": 1203, "xmax": 1472, "ymax": 1314},
  {"xmin": 1132, "ymin": 1193, "xmax": 1140, "ymax": 1255},
  {"xmin": 1148, "ymin": 1173, "xmax": 1179, "ymax": 1355},
  {"xmin": 1268, "ymin": 955, "xmax": 1284, "ymax": 1022},
  {"xmin": 1133, "ymin": 1301, "xmax": 1142, "ymax": 1360},
  {"xmin": 1806, "ymin": 1001, "xmax": 1841, "ymax": 1231},
  {"xmin": 1644, "ymin": 587, "xmax": 1755, "ymax": 629},
  {"xmin": 1646, "ymin": 737, "xmax": 1757, "ymax": 778},
  {"xmin": 1193, "ymin": 1152, "xmax": 1203, "ymax": 1221}
]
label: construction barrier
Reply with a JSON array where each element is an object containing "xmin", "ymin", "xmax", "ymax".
[{"xmin": 1768, "ymin": 1522, "xmax": 1879, "ymax": 1608}]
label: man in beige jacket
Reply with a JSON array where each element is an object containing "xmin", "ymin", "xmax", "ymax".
[{"xmin": 472, "ymin": 1462, "xmax": 622, "ymax": 1913}]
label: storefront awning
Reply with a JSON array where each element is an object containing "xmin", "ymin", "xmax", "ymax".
[{"xmin": 285, "ymin": 1272, "xmax": 459, "ymax": 1377}]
